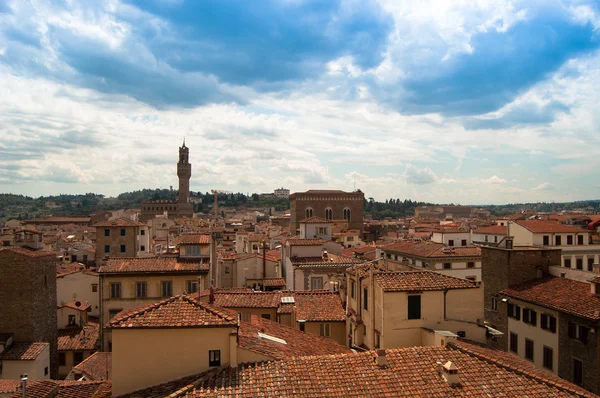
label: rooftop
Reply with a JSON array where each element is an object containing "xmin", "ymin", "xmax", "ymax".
[
  {"xmin": 516, "ymin": 220, "xmax": 589, "ymax": 234},
  {"xmin": 58, "ymin": 324, "xmax": 99, "ymax": 351},
  {"xmin": 290, "ymin": 252, "xmax": 364, "ymax": 267},
  {"xmin": 374, "ymin": 271, "xmax": 479, "ymax": 292},
  {"xmin": 0, "ymin": 342, "xmax": 48, "ymax": 360},
  {"xmin": 190, "ymin": 341, "xmax": 592, "ymax": 397},
  {"xmin": 382, "ymin": 240, "xmax": 481, "ymax": 258},
  {"xmin": 238, "ymin": 315, "xmax": 351, "ymax": 359},
  {"xmin": 59, "ymin": 300, "xmax": 92, "ymax": 312},
  {"xmin": 292, "ymin": 291, "xmax": 346, "ymax": 322},
  {"xmin": 285, "ymin": 238, "xmax": 328, "ymax": 246},
  {"xmin": 501, "ymin": 276, "xmax": 600, "ymax": 321},
  {"xmin": 473, "ymin": 225, "xmax": 508, "ymax": 235},
  {"xmin": 177, "ymin": 234, "xmax": 211, "ymax": 245},
  {"xmin": 93, "ymin": 218, "xmax": 145, "ymax": 227},
  {"xmin": 107, "ymin": 295, "xmax": 237, "ymax": 329},
  {"xmin": 0, "ymin": 246, "xmax": 55, "ymax": 258},
  {"xmin": 72, "ymin": 352, "xmax": 112, "ymax": 381},
  {"xmin": 298, "ymin": 216, "xmax": 333, "ymax": 224},
  {"xmin": 98, "ymin": 257, "xmax": 208, "ymax": 274}
]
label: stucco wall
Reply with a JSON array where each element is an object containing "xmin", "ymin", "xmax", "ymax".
[
  {"xmin": 57, "ymin": 272, "xmax": 100, "ymax": 316},
  {"xmin": 1, "ymin": 345, "xmax": 50, "ymax": 381},
  {"xmin": 111, "ymin": 327, "xmax": 233, "ymax": 396},
  {"xmin": 303, "ymin": 321, "xmax": 346, "ymax": 346}
]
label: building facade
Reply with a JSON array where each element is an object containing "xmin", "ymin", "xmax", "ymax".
[
  {"xmin": 289, "ymin": 190, "xmax": 364, "ymax": 233},
  {"xmin": 94, "ymin": 218, "xmax": 150, "ymax": 264}
]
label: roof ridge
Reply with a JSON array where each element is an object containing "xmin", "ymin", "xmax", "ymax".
[
  {"xmin": 109, "ymin": 295, "xmax": 180, "ymax": 325},
  {"xmin": 448, "ymin": 342, "xmax": 594, "ymax": 397}
]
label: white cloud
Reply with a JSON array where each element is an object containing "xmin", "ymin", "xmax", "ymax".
[
  {"xmin": 403, "ymin": 164, "xmax": 438, "ymax": 185},
  {"xmin": 533, "ymin": 182, "xmax": 554, "ymax": 191}
]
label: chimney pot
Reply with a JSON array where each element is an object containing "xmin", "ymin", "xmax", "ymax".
[
  {"xmin": 209, "ymin": 285, "xmax": 215, "ymax": 304},
  {"xmin": 442, "ymin": 361, "xmax": 459, "ymax": 386}
]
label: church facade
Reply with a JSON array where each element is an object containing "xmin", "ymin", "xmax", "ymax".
[{"xmin": 140, "ymin": 142, "xmax": 194, "ymax": 222}]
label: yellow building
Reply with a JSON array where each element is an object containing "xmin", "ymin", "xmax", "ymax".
[
  {"xmin": 98, "ymin": 257, "xmax": 209, "ymax": 351},
  {"xmin": 346, "ymin": 265, "xmax": 486, "ymax": 349}
]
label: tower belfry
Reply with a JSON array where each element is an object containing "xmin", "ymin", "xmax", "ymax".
[{"xmin": 177, "ymin": 141, "xmax": 191, "ymax": 204}]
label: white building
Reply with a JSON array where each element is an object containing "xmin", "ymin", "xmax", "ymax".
[{"xmin": 274, "ymin": 187, "xmax": 290, "ymax": 199}]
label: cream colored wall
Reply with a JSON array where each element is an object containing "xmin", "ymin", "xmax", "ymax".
[
  {"xmin": 432, "ymin": 232, "xmax": 471, "ymax": 246},
  {"xmin": 431, "ymin": 260, "xmax": 481, "ymax": 281},
  {"xmin": 57, "ymin": 307, "xmax": 85, "ymax": 329},
  {"xmin": 228, "ymin": 307, "xmax": 277, "ymax": 321},
  {"xmin": 507, "ymin": 301, "xmax": 559, "ymax": 374},
  {"xmin": 472, "ymin": 233, "xmax": 505, "ymax": 243},
  {"xmin": 1, "ymin": 346, "xmax": 49, "ymax": 381},
  {"xmin": 111, "ymin": 327, "xmax": 233, "ymax": 396},
  {"xmin": 279, "ymin": 313, "xmax": 292, "ymax": 327},
  {"xmin": 234, "ymin": 257, "xmax": 279, "ymax": 287},
  {"xmin": 508, "ymin": 223, "xmax": 534, "ymax": 246},
  {"xmin": 379, "ymin": 287, "xmax": 485, "ymax": 349},
  {"xmin": 57, "ymin": 272, "xmax": 100, "ymax": 316},
  {"xmin": 180, "ymin": 243, "xmax": 210, "ymax": 258},
  {"xmin": 236, "ymin": 347, "xmax": 273, "ymax": 364},
  {"xmin": 303, "ymin": 321, "xmax": 346, "ymax": 346}
]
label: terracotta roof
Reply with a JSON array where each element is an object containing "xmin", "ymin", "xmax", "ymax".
[
  {"xmin": 299, "ymin": 216, "xmax": 333, "ymax": 224},
  {"xmin": 9, "ymin": 380, "xmax": 109, "ymax": 398},
  {"xmin": 177, "ymin": 234, "xmax": 210, "ymax": 245},
  {"xmin": 516, "ymin": 220, "xmax": 589, "ymax": 234},
  {"xmin": 23, "ymin": 217, "xmax": 91, "ymax": 223},
  {"xmin": 191, "ymin": 342, "xmax": 593, "ymax": 397},
  {"xmin": 115, "ymin": 371, "xmax": 217, "ymax": 398},
  {"xmin": 473, "ymin": 225, "xmax": 508, "ymax": 234},
  {"xmin": 94, "ymin": 218, "xmax": 144, "ymax": 227},
  {"xmin": 212, "ymin": 292, "xmax": 281, "ymax": 308},
  {"xmin": 238, "ymin": 315, "xmax": 351, "ymax": 359},
  {"xmin": 58, "ymin": 324, "xmax": 99, "ymax": 351},
  {"xmin": 263, "ymin": 277, "xmax": 286, "ymax": 287},
  {"xmin": 383, "ymin": 240, "xmax": 481, "ymax": 258},
  {"xmin": 0, "ymin": 246, "xmax": 55, "ymax": 258},
  {"xmin": 286, "ymin": 238, "xmax": 327, "ymax": 246},
  {"xmin": 0, "ymin": 380, "xmax": 19, "ymax": 394},
  {"xmin": 501, "ymin": 276, "xmax": 600, "ymax": 321},
  {"xmin": 98, "ymin": 257, "xmax": 208, "ymax": 274},
  {"xmin": 265, "ymin": 249, "xmax": 281, "ymax": 260},
  {"xmin": 248, "ymin": 233, "xmax": 267, "ymax": 241},
  {"xmin": 290, "ymin": 253, "xmax": 364, "ymax": 267},
  {"xmin": 292, "ymin": 291, "xmax": 345, "ymax": 322},
  {"xmin": 0, "ymin": 342, "xmax": 48, "ymax": 360},
  {"xmin": 59, "ymin": 300, "xmax": 92, "ymax": 312},
  {"xmin": 107, "ymin": 295, "xmax": 237, "ymax": 329},
  {"xmin": 374, "ymin": 271, "xmax": 479, "ymax": 292},
  {"xmin": 72, "ymin": 352, "xmax": 112, "ymax": 380}
]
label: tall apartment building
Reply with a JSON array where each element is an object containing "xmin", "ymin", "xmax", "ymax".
[
  {"xmin": 289, "ymin": 189, "xmax": 364, "ymax": 233},
  {"xmin": 94, "ymin": 218, "xmax": 150, "ymax": 264},
  {"xmin": 0, "ymin": 247, "xmax": 58, "ymax": 378}
]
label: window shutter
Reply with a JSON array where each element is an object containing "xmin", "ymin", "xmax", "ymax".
[
  {"xmin": 531, "ymin": 310, "xmax": 537, "ymax": 326},
  {"xmin": 581, "ymin": 327, "xmax": 589, "ymax": 344},
  {"xmin": 540, "ymin": 314, "xmax": 547, "ymax": 329},
  {"xmin": 550, "ymin": 316, "xmax": 556, "ymax": 333},
  {"xmin": 507, "ymin": 303, "xmax": 513, "ymax": 317},
  {"xmin": 515, "ymin": 305, "xmax": 521, "ymax": 321}
]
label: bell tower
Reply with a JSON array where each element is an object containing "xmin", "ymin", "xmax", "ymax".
[{"xmin": 177, "ymin": 140, "xmax": 191, "ymax": 204}]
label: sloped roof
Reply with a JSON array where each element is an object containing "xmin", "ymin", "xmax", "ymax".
[
  {"xmin": 93, "ymin": 218, "xmax": 144, "ymax": 227},
  {"xmin": 190, "ymin": 342, "xmax": 593, "ymax": 397},
  {"xmin": 290, "ymin": 253, "xmax": 364, "ymax": 267},
  {"xmin": 107, "ymin": 295, "xmax": 237, "ymax": 329},
  {"xmin": 286, "ymin": 238, "xmax": 328, "ymax": 246},
  {"xmin": 516, "ymin": 220, "xmax": 589, "ymax": 234},
  {"xmin": 374, "ymin": 271, "xmax": 479, "ymax": 292},
  {"xmin": 0, "ymin": 247, "xmax": 55, "ymax": 258},
  {"xmin": 299, "ymin": 216, "xmax": 332, "ymax": 224},
  {"xmin": 212, "ymin": 292, "xmax": 281, "ymax": 308},
  {"xmin": 58, "ymin": 324, "xmax": 99, "ymax": 351},
  {"xmin": 98, "ymin": 257, "xmax": 208, "ymax": 274},
  {"xmin": 0, "ymin": 342, "xmax": 48, "ymax": 360},
  {"xmin": 73, "ymin": 352, "xmax": 112, "ymax": 381},
  {"xmin": 292, "ymin": 291, "xmax": 345, "ymax": 322},
  {"xmin": 501, "ymin": 276, "xmax": 600, "ymax": 321},
  {"xmin": 177, "ymin": 234, "xmax": 210, "ymax": 245},
  {"xmin": 473, "ymin": 225, "xmax": 508, "ymax": 235}
]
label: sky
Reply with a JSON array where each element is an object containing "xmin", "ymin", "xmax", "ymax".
[{"xmin": 1, "ymin": 0, "xmax": 600, "ymax": 204}]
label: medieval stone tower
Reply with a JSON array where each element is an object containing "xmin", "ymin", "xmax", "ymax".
[{"xmin": 177, "ymin": 140, "xmax": 191, "ymax": 205}]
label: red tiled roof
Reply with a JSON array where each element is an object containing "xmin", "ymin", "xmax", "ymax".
[
  {"xmin": 98, "ymin": 257, "xmax": 208, "ymax": 274},
  {"xmin": 212, "ymin": 292, "xmax": 281, "ymax": 308},
  {"xmin": 238, "ymin": 315, "xmax": 350, "ymax": 359},
  {"xmin": 177, "ymin": 234, "xmax": 210, "ymax": 245},
  {"xmin": 374, "ymin": 271, "xmax": 479, "ymax": 292},
  {"xmin": 73, "ymin": 352, "xmax": 112, "ymax": 381},
  {"xmin": 263, "ymin": 278, "xmax": 286, "ymax": 287},
  {"xmin": 516, "ymin": 220, "xmax": 589, "ymax": 234},
  {"xmin": 0, "ymin": 342, "xmax": 48, "ymax": 360},
  {"xmin": 107, "ymin": 295, "xmax": 237, "ymax": 329},
  {"xmin": 191, "ymin": 342, "xmax": 593, "ymax": 397},
  {"xmin": 59, "ymin": 300, "xmax": 92, "ymax": 312},
  {"xmin": 93, "ymin": 218, "xmax": 144, "ymax": 227},
  {"xmin": 0, "ymin": 380, "xmax": 19, "ymax": 394},
  {"xmin": 291, "ymin": 253, "xmax": 364, "ymax": 267},
  {"xmin": 286, "ymin": 238, "xmax": 327, "ymax": 246},
  {"xmin": 9, "ymin": 380, "xmax": 109, "ymax": 398},
  {"xmin": 501, "ymin": 276, "xmax": 600, "ymax": 321},
  {"xmin": 9, "ymin": 380, "xmax": 58, "ymax": 398},
  {"xmin": 298, "ymin": 216, "xmax": 332, "ymax": 224},
  {"xmin": 383, "ymin": 240, "xmax": 480, "ymax": 258},
  {"xmin": 58, "ymin": 324, "xmax": 99, "ymax": 351},
  {"xmin": 116, "ymin": 371, "xmax": 217, "ymax": 398},
  {"xmin": 0, "ymin": 247, "xmax": 55, "ymax": 258},
  {"xmin": 473, "ymin": 225, "xmax": 508, "ymax": 235},
  {"xmin": 292, "ymin": 291, "xmax": 346, "ymax": 322}
]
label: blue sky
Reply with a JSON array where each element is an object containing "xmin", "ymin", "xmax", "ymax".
[{"xmin": 1, "ymin": 0, "xmax": 600, "ymax": 204}]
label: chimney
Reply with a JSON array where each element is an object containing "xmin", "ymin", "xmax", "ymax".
[
  {"xmin": 594, "ymin": 263, "xmax": 600, "ymax": 274},
  {"xmin": 375, "ymin": 349, "xmax": 387, "ymax": 367},
  {"xmin": 209, "ymin": 285, "xmax": 215, "ymax": 305},
  {"xmin": 322, "ymin": 249, "xmax": 328, "ymax": 260},
  {"xmin": 442, "ymin": 361, "xmax": 459, "ymax": 386},
  {"xmin": 229, "ymin": 332, "xmax": 238, "ymax": 368}
]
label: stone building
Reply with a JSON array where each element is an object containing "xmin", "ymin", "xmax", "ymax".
[
  {"xmin": 289, "ymin": 190, "xmax": 364, "ymax": 233},
  {"xmin": 140, "ymin": 142, "xmax": 194, "ymax": 221},
  {"xmin": 93, "ymin": 218, "xmax": 150, "ymax": 264},
  {"xmin": 0, "ymin": 247, "xmax": 58, "ymax": 378}
]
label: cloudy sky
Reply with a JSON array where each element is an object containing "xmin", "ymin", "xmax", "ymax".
[{"xmin": 1, "ymin": 0, "xmax": 599, "ymax": 204}]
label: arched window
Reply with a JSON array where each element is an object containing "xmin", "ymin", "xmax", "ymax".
[
  {"xmin": 343, "ymin": 207, "xmax": 351, "ymax": 222},
  {"xmin": 305, "ymin": 207, "xmax": 313, "ymax": 219},
  {"xmin": 325, "ymin": 208, "xmax": 333, "ymax": 220}
]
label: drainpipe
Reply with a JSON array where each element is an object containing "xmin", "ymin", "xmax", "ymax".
[{"xmin": 99, "ymin": 274, "xmax": 104, "ymax": 351}]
